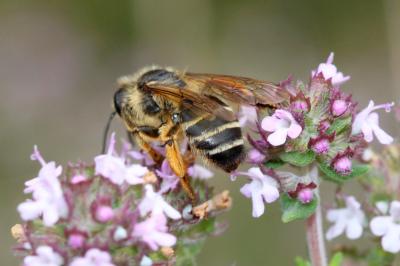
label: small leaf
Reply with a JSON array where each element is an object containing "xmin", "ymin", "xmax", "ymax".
[
  {"xmin": 279, "ymin": 151, "xmax": 316, "ymax": 167},
  {"xmin": 265, "ymin": 159, "xmax": 285, "ymax": 169},
  {"xmin": 326, "ymin": 116, "xmax": 352, "ymax": 135},
  {"xmin": 318, "ymin": 162, "xmax": 370, "ymax": 183},
  {"xmin": 329, "ymin": 252, "xmax": 343, "ymax": 266},
  {"xmin": 280, "ymin": 193, "xmax": 317, "ymax": 223},
  {"xmin": 294, "ymin": 257, "xmax": 312, "ymax": 266}
]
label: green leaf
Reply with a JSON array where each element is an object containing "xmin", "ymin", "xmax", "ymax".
[
  {"xmin": 280, "ymin": 193, "xmax": 317, "ymax": 223},
  {"xmin": 265, "ymin": 159, "xmax": 286, "ymax": 169},
  {"xmin": 326, "ymin": 116, "xmax": 352, "ymax": 135},
  {"xmin": 279, "ymin": 151, "xmax": 316, "ymax": 167},
  {"xmin": 318, "ymin": 162, "xmax": 370, "ymax": 183},
  {"xmin": 366, "ymin": 247, "xmax": 395, "ymax": 266},
  {"xmin": 294, "ymin": 257, "xmax": 311, "ymax": 266},
  {"xmin": 329, "ymin": 252, "xmax": 344, "ymax": 266}
]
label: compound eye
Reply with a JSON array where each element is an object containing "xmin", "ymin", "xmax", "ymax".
[{"xmin": 113, "ymin": 88, "xmax": 127, "ymax": 116}]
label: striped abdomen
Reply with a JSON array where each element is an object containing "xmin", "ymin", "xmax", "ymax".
[{"xmin": 182, "ymin": 110, "xmax": 245, "ymax": 172}]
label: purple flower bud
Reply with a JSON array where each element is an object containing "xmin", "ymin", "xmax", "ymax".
[
  {"xmin": 318, "ymin": 120, "xmax": 331, "ymax": 133},
  {"xmin": 289, "ymin": 91, "xmax": 311, "ymax": 113},
  {"xmin": 331, "ymin": 99, "xmax": 348, "ymax": 117},
  {"xmin": 333, "ymin": 157, "xmax": 352, "ymax": 175},
  {"xmin": 312, "ymin": 138, "xmax": 330, "ymax": 154},
  {"xmin": 331, "ymin": 148, "xmax": 354, "ymax": 175},
  {"xmin": 96, "ymin": 206, "xmax": 114, "ymax": 223},
  {"xmin": 247, "ymin": 149, "xmax": 266, "ymax": 164},
  {"xmin": 298, "ymin": 188, "xmax": 314, "ymax": 204},
  {"xmin": 68, "ymin": 233, "xmax": 85, "ymax": 249},
  {"xmin": 309, "ymin": 133, "xmax": 335, "ymax": 154}
]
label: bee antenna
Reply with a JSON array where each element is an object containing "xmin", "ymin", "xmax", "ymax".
[{"xmin": 102, "ymin": 111, "xmax": 117, "ymax": 154}]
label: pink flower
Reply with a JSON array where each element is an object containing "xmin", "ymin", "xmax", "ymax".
[
  {"xmin": 187, "ymin": 164, "xmax": 214, "ymax": 179},
  {"xmin": 261, "ymin": 109, "xmax": 302, "ymax": 146},
  {"xmin": 17, "ymin": 146, "xmax": 68, "ymax": 226},
  {"xmin": 312, "ymin": 52, "xmax": 350, "ymax": 86},
  {"xmin": 138, "ymin": 185, "xmax": 181, "ymax": 220},
  {"xmin": 370, "ymin": 201, "xmax": 400, "ymax": 253},
  {"xmin": 352, "ymin": 100, "xmax": 394, "ymax": 144},
  {"xmin": 24, "ymin": 245, "xmax": 63, "ymax": 266},
  {"xmin": 132, "ymin": 214, "xmax": 177, "ymax": 250},
  {"xmin": 326, "ymin": 196, "xmax": 365, "ymax": 240},
  {"xmin": 238, "ymin": 105, "xmax": 258, "ymax": 127},
  {"xmin": 70, "ymin": 248, "xmax": 115, "ymax": 266},
  {"xmin": 95, "ymin": 133, "xmax": 148, "ymax": 185},
  {"xmin": 236, "ymin": 167, "xmax": 280, "ymax": 217}
]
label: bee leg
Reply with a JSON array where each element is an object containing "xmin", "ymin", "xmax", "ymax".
[
  {"xmin": 134, "ymin": 133, "xmax": 163, "ymax": 165},
  {"xmin": 164, "ymin": 138, "xmax": 196, "ymax": 201}
]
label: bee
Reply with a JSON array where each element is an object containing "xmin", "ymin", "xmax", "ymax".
[{"xmin": 107, "ymin": 66, "xmax": 289, "ymax": 200}]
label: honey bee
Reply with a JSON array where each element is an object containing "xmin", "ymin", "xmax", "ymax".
[{"xmin": 108, "ymin": 66, "xmax": 289, "ymax": 200}]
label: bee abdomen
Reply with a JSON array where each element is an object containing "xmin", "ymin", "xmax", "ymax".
[{"xmin": 184, "ymin": 115, "xmax": 245, "ymax": 172}]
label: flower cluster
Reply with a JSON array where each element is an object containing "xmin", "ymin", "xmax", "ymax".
[
  {"xmin": 13, "ymin": 133, "xmax": 231, "ymax": 265},
  {"xmin": 232, "ymin": 53, "xmax": 395, "ymax": 221}
]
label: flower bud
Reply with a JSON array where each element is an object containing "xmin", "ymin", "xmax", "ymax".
[
  {"xmin": 331, "ymin": 99, "xmax": 348, "ymax": 117},
  {"xmin": 247, "ymin": 149, "xmax": 266, "ymax": 164},
  {"xmin": 68, "ymin": 233, "xmax": 85, "ymax": 249},
  {"xmin": 333, "ymin": 155, "xmax": 352, "ymax": 175},
  {"xmin": 95, "ymin": 206, "xmax": 114, "ymax": 223},
  {"xmin": 298, "ymin": 188, "xmax": 314, "ymax": 204}
]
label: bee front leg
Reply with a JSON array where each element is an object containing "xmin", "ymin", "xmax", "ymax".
[{"xmin": 134, "ymin": 132, "xmax": 163, "ymax": 165}]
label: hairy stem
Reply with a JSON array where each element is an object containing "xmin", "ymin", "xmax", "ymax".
[{"xmin": 306, "ymin": 174, "xmax": 327, "ymax": 266}]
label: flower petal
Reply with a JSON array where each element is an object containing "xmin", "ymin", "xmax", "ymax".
[
  {"xmin": 381, "ymin": 227, "xmax": 400, "ymax": 253},
  {"xmin": 287, "ymin": 123, "xmax": 302, "ymax": 139},
  {"xmin": 267, "ymin": 128, "xmax": 288, "ymax": 146},
  {"xmin": 261, "ymin": 116, "xmax": 278, "ymax": 132},
  {"xmin": 345, "ymin": 217, "xmax": 363, "ymax": 239},
  {"xmin": 370, "ymin": 216, "xmax": 392, "ymax": 236},
  {"xmin": 251, "ymin": 191, "xmax": 265, "ymax": 218}
]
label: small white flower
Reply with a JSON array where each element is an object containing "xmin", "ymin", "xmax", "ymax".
[
  {"xmin": 138, "ymin": 185, "xmax": 181, "ymax": 220},
  {"xmin": 326, "ymin": 196, "xmax": 365, "ymax": 240},
  {"xmin": 237, "ymin": 167, "xmax": 280, "ymax": 218},
  {"xmin": 69, "ymin": 248, "xmax": 115, "ymax": 266},
  {"xmin": 352, "ymin": 100, "xmax": 394, "ymax": 144},
  {"xmin": 370, "ymin": 201, "xmax": 400, "ymax": 253},
  {"xmin": 312, "ymin": 52, "xmax": 350, "ymax": 86},
  {"xmin": 18, "ymin": 146, "xmax": 68, "ymax": 226},
  {"xmin": 95, "ymin": 133, "xmax": 148, "ymax": 185},
  {"xmin": 261, "ymin": 109, "xmax": 302, "ymax": 146},
  {"xmin": 24, "ymin": 245, "xmax": 63, "ymax": 266}
]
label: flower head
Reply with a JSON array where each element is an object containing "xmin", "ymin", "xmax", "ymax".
[
  {"xmin": 236, "ymin": 167, "xmax": 280, "ymax": 217},
  {"xmin": 261, "ymin": 109, "xmax": 302, "ymax": 146},
  {"xmin": 370, "ymin": 201, "xmax": 400, "ymax": 253},
  {"xmin": 312, "ymin": 52, "xmax": 350, "ymax": 86},
  {"xmin": 132, "ymin": 214, "xmax": 177, "ymax": 251},
  {"xmin": 70, "ymin": 248, "xmax": 115, "ymax": 266},
  {"xmin": 352, "ymin": 100, "xmax": 394, "ymax": 144},
  {"xmin": 326, "ymin": 196, "xmax": 365, "ymax": 240},
  {"xmin": 17, "ymin": 146, "xmax": 68, "ymax": 226},
  {"xmin": 24, "ymin": 246, "xmax": 63, "ymax": 266}
]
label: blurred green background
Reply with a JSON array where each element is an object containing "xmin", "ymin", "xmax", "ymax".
[{"xmin": 1, "ymin": 0, "xmax": 400, "ymax": 265}]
